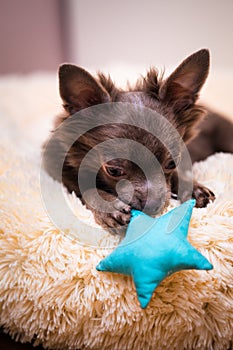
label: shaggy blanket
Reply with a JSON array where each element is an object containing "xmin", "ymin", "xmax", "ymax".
[{"xmin": 0, "ymin": 74, "xmax": 233, "ymax": 350}]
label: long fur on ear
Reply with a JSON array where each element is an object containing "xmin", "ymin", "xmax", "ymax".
[
  {"xmin": 159, "ymin": 49, "xmax": 210, "ymax": 112},
  {"xmin": 165, "ymin": 49, "xmax": 209, "ymax": 143},
  {"xmin": 140, "ymin": 49, "xmax": 210, "ymax": 143},
  {"xmin": 59, "ymin": 65, "xmax": 111, "ymax": 115}
]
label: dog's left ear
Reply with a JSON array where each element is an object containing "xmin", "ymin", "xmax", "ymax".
[
  {"xmin": 159, "ymin": 49, "xmax": 209, "ymax": 111},
  {"xmin": 157, "ymin": 49, "xmax": 210, "ymax": 142}
]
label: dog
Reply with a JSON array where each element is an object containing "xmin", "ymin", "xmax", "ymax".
[{"xmin": 43, "ymin": 49, "xmax": 233, "ymax": 233}]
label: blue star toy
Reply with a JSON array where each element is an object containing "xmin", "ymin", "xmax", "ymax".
[{"xmin": 96, "ymin": 199, "xmax": 213, "ymax": 308}]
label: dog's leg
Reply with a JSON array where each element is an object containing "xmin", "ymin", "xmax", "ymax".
[
  {"xmin": 171, "ymin": 171, "xmax": 215, "ymax": 208},
  {"xmin": 192, "ymin": 182, "xmax": 215, "ymax": 207},
  {"xmin": 81, "ymin": 188, "xmax": 131, "ymax": 234},
  {"xmin": 188, "ymin": 111, "xmax": 233, "ymax": 162}
]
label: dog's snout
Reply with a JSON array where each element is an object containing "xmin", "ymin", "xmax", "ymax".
[
  {"xmin": 130, "ymin": 196, "xmax": 164, "ymax": 215},
  {"xmin": 140, "ymin": 180, "xmax": 167, "ymax": 215},
  {"xmin": 143, "ymin": 198, "xmax": 164, "ymax": 215},
  {"xmin": 125, "ymin": 178, "xmax": 168, "ymax": 215}
]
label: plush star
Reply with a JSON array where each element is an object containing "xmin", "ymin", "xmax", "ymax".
[{"xmin": 96, "ymin": 199, "xmax": 213, "ymax": 308}]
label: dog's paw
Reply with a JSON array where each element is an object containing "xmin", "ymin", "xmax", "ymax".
[
  {"xmin": 95, "ymin": 198, "xmax": 131, "ymax": 233},
  {"xmin": 192, "ymin": 183, "xmax": 215, "ymax": 208},
  {"xmin": 82, "ymin": 189, "xmax": 131, "ymax": 234}
]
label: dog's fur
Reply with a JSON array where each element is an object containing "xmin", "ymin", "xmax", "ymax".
[{"xmin": 43, "ymin": 49, "xmax": 233, "ymax": 233}]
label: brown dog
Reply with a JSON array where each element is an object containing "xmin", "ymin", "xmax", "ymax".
[{"xmin": 43, "ymin": 49, "xmax": 233, "ymax": 233}]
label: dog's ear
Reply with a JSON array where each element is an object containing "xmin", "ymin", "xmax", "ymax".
[
  {"xmin": 158, "ymin": 49, "xmax": 210, "ymax": 142},
  {"xmin": 159, "ymin": 49, "xmax": 209, "ymax": 111},
  {"xmin": 59, "ymin": 64, "xmax": 110, "ymax": 114}
]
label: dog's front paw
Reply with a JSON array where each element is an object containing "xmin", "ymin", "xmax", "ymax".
[
  {"xmin": 82, "ymin": 189, "xmax": 131, "ymax": 234},
  {"xmin": 192, "ymin": 183, "xmax": 215, "ymax": 208},
  {"xmin": 95, "ymin": 198, "xmax": 131, "ymax": 234}
]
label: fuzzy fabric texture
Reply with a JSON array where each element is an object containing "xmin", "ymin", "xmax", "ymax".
[{"xmin": 0, "ymin": 73, "xmax": 233, "ymax": 350}]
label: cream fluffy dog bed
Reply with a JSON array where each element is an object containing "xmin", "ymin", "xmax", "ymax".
[{"xmin": 0, "ymin": 73, "xmax": 233, "ymax": 350}]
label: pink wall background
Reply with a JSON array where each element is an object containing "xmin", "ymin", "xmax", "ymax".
[
  {"xmin": 1, "ymin": 0, "xmax": 232, "ymax": 75},
  {"xmin": 0, "ymin": 0, "xmax": 66, "ymax": 74}
]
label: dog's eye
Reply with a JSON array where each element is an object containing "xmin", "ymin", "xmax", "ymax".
[
  {"xmin": 165, "ymin": 159, "xmax": 176, "ymax": 170},
  {"xmin": 105, "ymin": 166, "xmax": 126, "ymax": 177}
]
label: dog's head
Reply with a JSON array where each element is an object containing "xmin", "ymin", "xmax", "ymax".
[{"xmin": 55, "ymin": 49, "xmax": 209, "ymax": 214}]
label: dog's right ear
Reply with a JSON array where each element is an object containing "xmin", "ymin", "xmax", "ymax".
[
  {"xmin": 159, "ymin": 49, "xmax": 210, "ymax": 112},
  {"xmin": 59, "ymin": 64, "xmax": 110, "ymax": 115}
]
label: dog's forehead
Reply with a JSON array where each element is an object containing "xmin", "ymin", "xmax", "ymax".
[
  {"xmin": 99, "ymin": 130, "xmax": 179, "ymax": 167},
  {"xmin": 117, "ymin": 91, "xmax": 145, "ymax": 104},
  {"xmin": 117, "ymin": 91, "xmax": 160, "ymax": 111},
  {"xmin": 111, "ymin": 123, "xmax": 180, "ymax": 159},
  {"xmin": 95, "ymin": 112, "xmax": 181, "ymax": 166}
]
